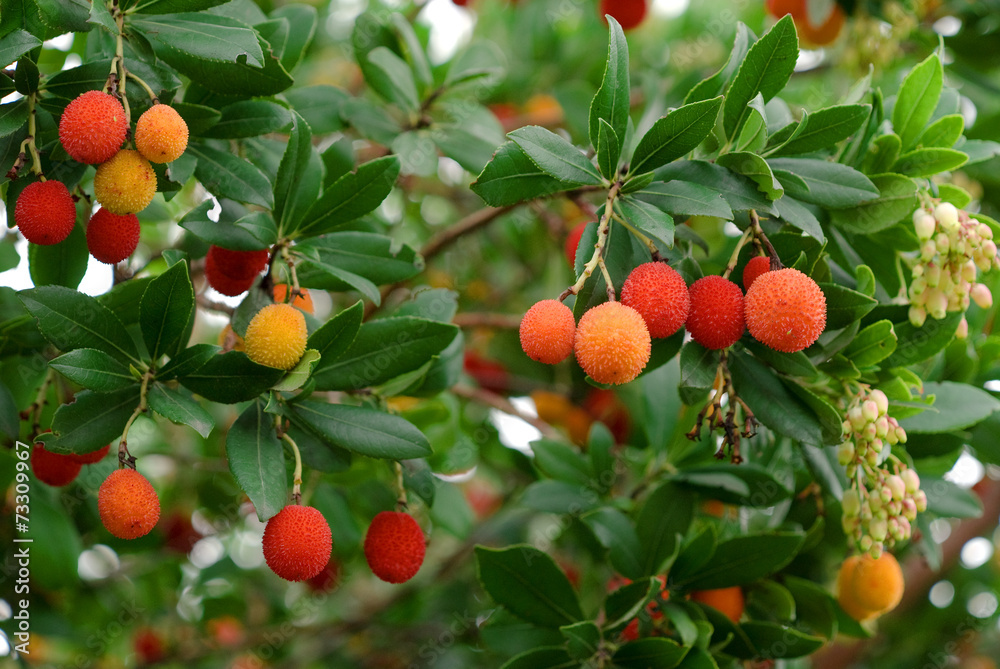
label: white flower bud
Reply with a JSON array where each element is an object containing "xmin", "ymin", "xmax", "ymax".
[
  {"xmin": 935, "ymin": 202, "xmax": 960, "ymax": 231},
  {"xmin": 977, "ymin": 223, "xmax": 993, "ymax": 240},
  {"xmin": 902, "ymin": 498, "xmax": 918, "ymax": 521},
  {"xmin": 971, "ymin": 283, "xmax": 993, "ymax": 309},
  {"xmin": 935, "ymin": 232, "xmax": 951, "ymax": 254},
  {"xmin": 901, "ymin": 468, "xmax": 920, "ymax": 493},
  {"xmin": 869, "ymin": 389, "xmax": 889, "ymax": 416},
  {"xmin": 842, "ymin": 489, "xmax": 861, "ymax": 517},
  {"xmin": 887, "ymin": 475, "xmax": 906, "ymax": 501},
  {"xmin": 925, "ymin": 287, "xmax": 948, "ymax": 319},
  {"xmin": 925, "ymin": 262, "xmax": 941, "ymax": 287},
  {"xmin": 870, "ymin": 518, "xmax": 888, "ymax": 541},
  {"xmin": 837, "ymin": 441, "xmax": 856, "ymax": 466},
  {"xmin": 914, "ymin": 212, "xmax": 936, "ymax": 240}
]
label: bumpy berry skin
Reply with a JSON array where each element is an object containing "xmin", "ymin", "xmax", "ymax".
[
  {"xmin": 364, "ymin": 511, "xmax": 426, "ymax": 584},
  {"xmin": 94, "ymin": 150, "xmax": 157, "ymax": 215},
  {"xmin": 262, "ymin": 505, "xmax": 333, "ymax": 582},
  {"xmin": 31, "ymin": 444, "xmax": 82, "ymax": 486},
  {"xmin": 574, "ymin": 301, "xmax": 651, "ymax": 385},
  {"xmin": 135, "ymin": 104, "xmax": 189, "ymax": 163},
  {"xmin": 520, "ymin": 299, "xmax": 576, "ymax": 365},
  {"xmin": 742, "ymin": 256, "xmax": 771, "ymax": 292},
  {"xmin": 14, "ymin": 180, "xmax": 77, "ymax": 246},
  {"xmin": 621, "ymin": 262, "xmax": 690, "ymax": 338},
  {"xmin": 244, "ymin": 303, "xmax": 308, "ymax": 370},
  {"xmin": 686, "ymin": 276, "xmax": 745, "ymax": 350},
  {"xmin": 837, "ymin": 553, "xmax": 904, "ymax": 621},
  {"xmin": 58, "ymin": 91, "xmax": 128, "ymax": 164},
  {"xmin": 690, "ymin": 586, "xmax": 745, "ymax": 624},
  {"xmin": 273, "ymin": 284, "xmax": 314, "ymax": 314},
  {"xmin": 98, "ymin": 469, "xmax": 161, "ymax": 539},
  {"xmin": 745, "ymin": 268, "xmax": 827, "ymax": 353},
  {"xmin": 600, "ymin": 0, "xmax": 648, "ymax": 30},
  {"xmin": 67, "ymin": 443, "xmax": 111, "ymax": 464},
  {"xmin": 86, "ymin": 207, "xmax": 140, "ymax": 264}
]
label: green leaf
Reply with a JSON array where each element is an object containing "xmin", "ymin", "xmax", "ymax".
[
  {"xmin": 132, "ymin": 12, "xmax": 264, "ymax": 68},
  {"xmin": 736, "ymin": 93, "xmax": 768, "ymax": 153},
  {"xmin": 768, "ymin": 158, "xmax": 879, "ymax": 208},
  {"xmin": 201, "ymin": 100, "xmax": 291, "ymax": 139},
  {"xmin": 589, "ymin": 16, "xmax": 630, "ymax": 155},
  {"xmin": 581, "ymin": 507, "xmax": 644, "ymax": 579},
  {"xmin": 671, "ymin": 464, "xmax": 792, "ymax": 507},
  {"xmin": 561, "ymin": 621, "xmax": 601, "ymax": 661},
  {"xmin": 270, "ymin": 349, "xmax": 320, "ymax": 393},
  {"xmin": 618, "ymin": 196, "xmax": 675, "ymax": 249},
  {"xmin": 605, "ymin": 578, "xmax": 658, "ymax": 630},
  {"xmin": 47, "ymin": 387, "xmax": 140, "ymax": 456},
  {"xmin": 189, "ymin": 143, "xmax": 273, "ymax": 209},
  {"xmin": 893, "ymin": 53, "xmax": 943, "ymax": 150},
  {"xmin": 18, "ymin": 286, "xmax": 140, "ymax": 365},
  {"xmin": 179, "ymin": 201, "xmax": 273, "ymax": 251},
  {"xmin": 818, "ymin": 282, "xmax": 878, "ymax": 330},
  {"xmin": 669, "ymin": 525, "xmax": 718, "ymax": 585},
  {"xmin": 295, "ymin": 155, "xmax": 400, "ymax": 237},
  {"xmin": 282, "ymin": 85, "xmax": 348, "ymax": 134},
  {"xmin": 500, "ymin": 648, "xmax": 577, "ymax": 669},
  {"xmin": 140, "ymin": 260, "xmax": 195, "ymax": 361},
  {"xmin": 729, "ymin": 351, "xmax": 824, "ymax": 446},
  {"xmin": 633, "ymin": 181, "xmax": 733, "ymax": 220},
  {"xmin": 34, "ymin": 0, "xmax": 90, "ymax": 33},
  {"xmin": 718, "ymin": 152, "xmax": 783, "ymax": 200},
  {"xmin": 723, "ymin": 15, "xmax": 798, "ymax": 139},
  {"xmin": 843, "ymin": 319, "xmax": 897, "ymax": 367},
  {"xmin": 613, "ymin": 638, "xmax": 689, "ymax": 669},
  {"xmin": 508, "ymin": 125, "xmax": 602, "ymax": 185},
  {"xmin": 674, "ymin": 647, "xmax": 719, "ymax": 669},
  {"xmin": 388, "ymin": 12, "xmax": 431, "ymax": 92},
  {"xmin": 770, "ymin": 104, "xmax": 870, "ymax": 156},
  {"xmin": 287, "ymin": 400, "xmax": 431, "ymax": 459},
  {"xmin": 679, "ymin": 340, "xmax": 717, "ymax": 404},
  {"xmin": 531, "ymin": 439, "xmax": 592, "ymax": 485},
  {"xmin": 861, "ymin": 134, "xmax": 902, "ymax": 175},
  {"xmin": 0, "ymin": 30, "xmax": 42, "ymax": 67},
  {"xmin": 829, "ymin": 173, "xmax": 919, "ymax": 234},
  {"xmin": 672, "ymin": 532, "xmax": 805, "ymax": 590},
  {"xmin": 918, "ymin": 114, "xmax": 964, "ymax": 148},
  {"xmin": 311, "ymin": 317, "xmax": 458, "ymax": 391},
  {"xmin": 155, "ymin": 343, "xmax": 218, "ymax": 381},
  {"xmin": 471, "ymin": 141, "xmax": 570, "ymax": 207},
  {"xmin": 146, "ymin": 383, "xmax": 214, "ymax": 438},
  {"xmin": 883, "ymin": 310, "xmax": 960, "ymax": 367},
  {"xmin": 173, "ymin": 101, "xmax": 222, "ymax": 135},
  {"xmin": 772, "ymin": 196, "xmax": 824, "ymax": 242},
  {"xmin": 367, "ymin": 46, "xmax": 420, "ymax": 111},
  {"xmin": 0, "ymin": 98, "xmax": 28, "ymax": 136},
  {"xmin": 475, "ymin": 545, "xmax": 584, "ymax": 628},
  {"xmin": 685, "ymin": 22, "xmax": 753, "ymax": 104},
  {"xmin": 637, "ymin": 482, "xmax": 694, "ymax": 576},
  {"xmin": 736, "ymin": 622, "xmax": 825, "ymax": 659},
  {"xmin": 27, "ymin": 224, "xmax": 88, "ymax": 289},
  {"xmin": 900, "ymin": 381, "xmax": 1000, "ymax": 433},
  {"xmin": 227, "ymin": 398, "xmax": 287, "ymax": 522},
  {"xmin": 655, "ymin": 161, "xmax": 775, "ymax": 214},
  {"xmin": 308, "ymin": 301, "xmax": 363, "ymax": 371},
  {"xmin": 596, "ymin": 118, "xmax": 620, "ymax": 180},
  {"xmin": 178, "ymin": 351, "xmax": 283, "ymax": 403},
  {"xmin": 891, "ymin": 148, "xmax": 968, "ymax": 178},
  {"xmin": 630, "ymin": 96, "xmax": 724, "ymax": 175},
  {"xmin": 0, "ymin": 381, "xmax": 18, "ymax": 441},
  {"xmin": 49, "ymin": 349, "xmax": 135, "ymax": 392},
  {"xmin": 520, "ymin": 480, "xmax": 599, "ymax": 514},
  {"xmin": 131, "ymin": 0, "xmax": 231, "ymax": 13}
]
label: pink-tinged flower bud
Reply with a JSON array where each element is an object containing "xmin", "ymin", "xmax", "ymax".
[
  {"xmin": 976, "ymin": 223, "xmax": 993, "ymax": 240},
  {"xmin": 888, "ymin": 500, "xmax": 903, "ymax": 516},
  {"xmin": 862, "ymin": 400, "xmax": 879, "ymax": 423},
  {"xmin": 913, "ymin": 490, "xmax": 927, "ymax": 512},
  {"xmin": 880, "ymin": 486, "xmax": 893, "ymax": 504},
  {"xmin": 962, "ymin": 260, "xmax": 977, "ymax": 283},
  {"xmin": 921, "ymin": 240, "xmax": 938, "ymax": 262},
  {"xmin": 901, "ymin": 468, "xmax": 920, "ymax": 493},
  {"xmin": 902, "ymin": 498, "xmax": 918, "ymax": 521},
  {"xmin": 914, "ymin": 212, "xmax": 936, "ymax": 240},
  {"xmin": 887, "ymin": 475, "xmax": 906, "ymax": 501},
  {"xmin": 869, "ymin": 541, "xmax": 883, "ymax": 559},
  {"xmin": 909, "ymin": 305, "xmax": 927, "ymax": 327},
  {"xmin": 886, "ymin": 517, "xmax": 901, "ymax": 540},
  {"xmin": 935, "ymin": 232, "xmax": 950, "ymax": 254},
  {"xmin": 895, "ymin": 426, "xmax": 907, "ymax": 444},
  {"xmin": 983, "ymin": 239, "xmax": 998, "ymax": 260},
  {"xmin": 868, "ymin": 493, "xmax": 883, "ymax": 513},
  {"xmin": 866, "ymin": 450, "xmax": 879, "ymax": 467},
  {"xmin": 925, "ymin": 263, "xmax": 942, "ymax": 287},
  {"xmin": 935, "ymin": 202, "xmax": 959, "ymax": 231},
  {"xmin": 837, "ymin": 441, "xmax": 856, "ymax": 466},
  {"xmin": 848, "ymin": 406, "xmax": 867, "ymax": 432},
  {"xmin": 897, "ymin": 516, "xmax": 912, "ymax": 539},
  {"xmin": 971, "ymin": 283, "xmax": 993, "ymax": 309},
  {"xmin": 874, "ymin": 416, "xmax": 889, "ymax": 438},
  {"xmin": 925, "ymin": 287, "xmax": 948, "ymax": 319},
  {"xmin": 869, "ymin": 389, "xmax": 889, "ymax": 416},
  {"xmin": 956, "ymin": 317, "xmax": 969, "ymax": 340},
  {"xmin": 870, "ymin": 437, "xmax": 884, "ymax": 454},
  {"xmin": 863, "ymin": 422, "xmax": 878, "ymax": 442}
]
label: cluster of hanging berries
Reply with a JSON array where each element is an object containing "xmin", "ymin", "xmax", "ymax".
[
  {"xmin": 907, "ymin": 201, "xmax": 999, "ymax": 337},
  {"xmin": 836, "ymin": 386, "xmax": 925, "ymax": 559},
  {"xmin": 519, "ymin": 253, "xmax": 827, "ymax": 385},
  {"xmin": 12, "ymin": 89, "xmax": 189, "ymax": 266}
]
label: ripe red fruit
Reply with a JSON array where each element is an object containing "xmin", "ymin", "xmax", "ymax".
[
  {"xmin": 14, "ymin": 180, "xmax": 77, "ymax": 246},
  {"xmin": 621, "ymin": 262, "xmax": 690, "ymax": 338},
  {"xmin": 31, "ymin": 444, "xmax": 82, "ymax": 486},
  {"xmin": 463, "ymin": 350, "xmax": 509, "ymax": 394},
  {"xmin": 204, "ymin": 245, "xmax": 270, "ymax": 296},
  {"xmin": 686, "ymin": 275, "xmax": 746, "ymax": 350},
  {"xmin": 364, "ymin": 511, "xmax": 426, "ymax": 584},
  {"xmin": 133, "ymin": 627, "xmax": 165, "ymax": 664},
  {"xmin": 67, "ymin": 443, "xmax": 111, "ymax": 464},
  {"xmin": 58, "ymin": 90, "xmax": 128, "ymax": 164},
  {"xmin": 742, "ymin": 256, "xmax": 771, "ymax": 292},
  {"xmin": 98, "ymin": 468, "xmax": 161, "ymax": 539},
  {"xmin": 574, "ymin": 301, "xmax": 651, "ymax": 385},
  {"xmin": 600, "ymin": 0, "xmax": 648, "ymax": 30},
  {"xmin": 565, "ymin": 221, "xmax": 587, "ymax": 267},
  {"xmin": 520, "ymin": 299, "xmax": 577, "ymax": 364},
  {"xmin": 262, "ymin": 505, "xmax": 332, "ymax": 582},
  {"xmin": 86, "ymin": 207, "xmax": 140, "ymax": 264},
  {"xmin": 745, "ymin": 267, "xmax": 827, "ymax": 352}
]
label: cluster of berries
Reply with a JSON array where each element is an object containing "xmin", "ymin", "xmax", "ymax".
[
  {"xmin": 13, "ymin": 90, "xmax": 188, "ymax": 266},
  {"xmin": 263, "ymin": 506, "xmax": 425, "ymax": 585},
  {"xmin": 836, "ymin": 387, "xmax": 925, "ymax": 558},
  {"xmin": 519, "ymin": 256, "xmax": 827, "ymax": 384},
  {"xmin": 907, "ymin": 201, "xmax": 999, "ymax": 337}
]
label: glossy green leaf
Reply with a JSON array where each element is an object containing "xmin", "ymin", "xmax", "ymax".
[
  {"xmin": 472, "ymin": 140, "xmax": 580, "ymax": 207},
  {"xmin": 508, "ymin": 125, "xmax": 603, "ymax": 185},
  {"xmin": 613, "ymin": 638, "xmax": 689, "ymax": 669},
  {"xmin": 673, "ymin": 532, "xmax": 805, "ymax": 590},
  {"xmin": 27, "ymin": 224, "xmax": 88, "ymax": 290},
  {"xmin": 818, "ymin": 282, "xmax": 878, "ymax": 329},
  {"xmin": 843, "ymin": 319, "xmax": 897, "ymax": 367},
  {"xmin": 655, "ymin": 161, "xmax": 775, "ymax": 214},
  {"xmin": 723, "ymin": 15, "xmax": 797, "ymax": 139},
  {"xmin": 589, "ymin": 16, "xmax": 630, "ymax": 154},
  {"xmin": 637, "ymin": 481, "xmax": 693, "ymax": 576},
  {"xmin": 140, "ymin": 260, "xmax": 195, "ymax": 361},
  {"xmin": 47, "ymin": 387, "xmax": 141, "ymax": 456},
  {"xmin": 367, "ymin": 46, "xmax": 420, "ymax": 111},
  {"xmin": 296, "ymin": 155, "xmax": 400, "ymax": 236},
  {"xmin": 475, "ymin": 545, "xmax": 584, "ymax": 628},
  {"xmin": 718, "ymin": 152, "xmax": 782, "ymax": 200},
  {"xmin": 768, "ymin": 158, "xmax": 878, "ymax": 208},
  {"xmin": 918, "ymin": 114, "xmax": 964, "ymax": 148},
  {"xmin": 596, "ymin": 118, "xmax": 620, "ymax": 180},
  {"xmin": 147, "ymin": 383, "xmax": 214, "ymax": 438},
  {"xmin": 829, "ymin": 173, "xmax": 919, "ymax": 234},
  {"xmin": 201, "ymin": 100, "xmax": 291, "ymax": 139},
  {"xmin": 581, "ymin": 507, "xmax": 644, "ymax": 579},
  {"xmin": 189, "ymin": 143, "xmax": 273, "ymax": 209},
  {"xmin": 631, "ymin": 96, "xmax": 723, "ymax": 175},
  {"xmin": 133, "ymin": 13, "xmax": 264, "ymax": 67},
  {"xmin": 49, "ymin": 349, "xmax": 136, "ymax": 392},
  {"xmin": 729, "ymin": 351, "xmax": 824, "ymax": 446},
  {"xmin": 308, "ymin": 301, "xmax": 363, "ymax": 372},
  {"xmin": 288, "ymin": 400, "xmax": 431, "ymax": 459},
  {"xmin": 618, "ymin": 196, "xmax": 675, "ymax": 249},
  {"xmin": 671, "ymin": 464, "xmax": 791, "ymax": 507},
  {"xmin": 633, "ymin": 180, "xmax": 733, "ymax": 220},
  {"xmin": 178, "ymin": 351, "xmax": 283, "ymax": 403},
  {"xmin": 891, "ymin": 147, "xmax": 968, "ymax": 178},
  {"xmin": 893, "ymin": 53, "xmax": 943, "ymax": 150},
  {"xmin": 227, "ymin": 398, "xmax": 287, "ymax": 522},
  {"xmin": 735, "ymin": 622, "xmax": 825, "ymax": 659},
  {"xmin": 900, "ymin": 381, "xmax": 1000, "ymax": 433},
  {"xmin": 770, "ymin": 104, "xmax": 870, "ymax": 156}
]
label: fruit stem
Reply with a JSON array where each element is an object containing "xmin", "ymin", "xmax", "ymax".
[
  {"xmin": 113, "ymin": 8, "xmax": 131, "ymax": 127},
  {"xmin": 612, "ymin": 211, "xmax": 662, "ymax": 260},
  {"xmin": 127, "ymin": 71, "xmax": 159, "ymax": 104},
  {"xmin": 27, "ymin": 368, "xmax": 55, "ymax": 436},
  {"xmin": 280, "ymin": 245, "xmax": 302, "ymax": 298},
  {"xmin": 598, "ymin": 256, "xmax": 616, "ymax": 301},
  {"xmin": 118, "ymin": 368, "xmax": 152, "ymax": 468},
  {"xmin": 721, "ymin": 225, "xmax": 754, "ymax": 280},
  {"xmin": 20, "ymin": 93, "xmax": 43, "ymax": 178},
  {"xmin": 749, "ymin": 210, "xmax": 783, "ymax": 270},
  {"xmin": 281, "ymin": 432, "xmax": 304, "ymax": 503},
  {"xmin": 394, "ymin": 461, "xmax": 408, "ymax": 510},
  {"xmin": 560, "ymin": 181, "xmax": 622, "ymax": 301}
]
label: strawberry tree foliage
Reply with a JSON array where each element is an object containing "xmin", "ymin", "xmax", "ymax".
[{"xmin": 2, "ymin": 0, "xmax": 1000, "ymax": 667}]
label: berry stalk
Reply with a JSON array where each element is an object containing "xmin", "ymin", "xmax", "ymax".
[{"xmin": 560, "ymin": 181, "xmax": 622, "ymax": 301}]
